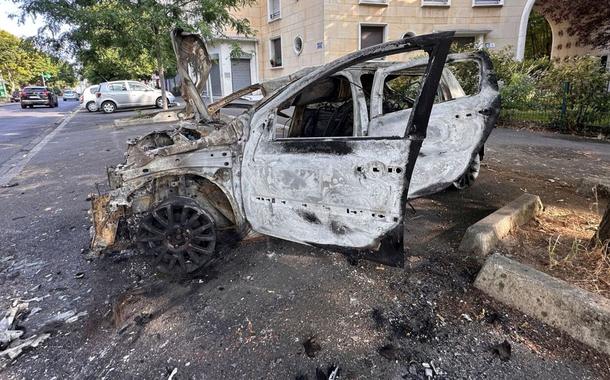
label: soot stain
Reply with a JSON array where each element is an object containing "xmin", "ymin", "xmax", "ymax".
[
  {"xmin": 280, "ymin": 140, "xmax": 353, "ymax": 155},
  {"xmin": 297, "ymin": 210, "xmax": 321, "ymax": 224}
]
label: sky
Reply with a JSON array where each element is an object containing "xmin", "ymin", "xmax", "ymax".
[{"xmin": 0, "ymin": 0, "xmax": 43, "ymax": 38}]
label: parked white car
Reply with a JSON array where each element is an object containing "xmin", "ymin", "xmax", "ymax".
[
  {"xmin": 80, "ymin": 85, "xmax": 99, "ymax": 112},
  {"xmin": 63, "ymin": 89, "xmax": 79, "ymax": 101},
  {"xmin": 95, "ymin": 80, "xmax": 176, "ymax": 113}
]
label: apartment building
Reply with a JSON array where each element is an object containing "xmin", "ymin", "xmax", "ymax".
[{"xmin": 203, "ymin": 0, "xmax": 603, "ymax": 98}]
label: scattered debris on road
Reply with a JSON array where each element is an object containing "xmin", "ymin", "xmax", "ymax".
[
  {"xmin": 491, "ymin": 340, "xmax": 512, "ymax": 362},
  {"xmin": 0, "ymin": 301, "xmax": 88, "ymax": 366},
  {"xmin": 303, "ymin": 336, "xmax": 321, "ymax": 358}
]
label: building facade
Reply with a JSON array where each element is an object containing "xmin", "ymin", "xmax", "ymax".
[{"xmin": 204, "ymin": 0, "xmax": 605, "ymax": 98}]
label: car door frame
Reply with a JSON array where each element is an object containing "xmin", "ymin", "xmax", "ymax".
[
  {"xmin": 240, "ymin": 32, "xmax": 454, "ymax": 265},
  {"xmin": 127, "ymin": 81, "xmax": 152, "ymax": 107},
  {"xmin": 107, "ymin": 81, "xmax": 130, "ymax": 108},
  {"xmin": 368, "ymin": 51, "xmax": 500, "ymax": 199}
]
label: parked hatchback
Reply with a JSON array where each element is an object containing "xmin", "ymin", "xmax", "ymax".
[
  {"xmin": 20, "ymin": 86, "xmax": 59, "ymax": 108},
  {"xmin": 80, "ymin": 85, "xmax": 99, "ymax": 112},
  {"xmin": 95, "ymin": 81, "xmax": 176, "ymax": 113}
]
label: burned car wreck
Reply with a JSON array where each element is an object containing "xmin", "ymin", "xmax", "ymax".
[{"xmin": 90, "ymin": 29, "xmax": 500, "ymax": 274}]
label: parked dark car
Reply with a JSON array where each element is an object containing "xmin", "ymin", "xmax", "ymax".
[{"xmin": 20, "ymin": 86, "xmax": 59, "ymax": 109}]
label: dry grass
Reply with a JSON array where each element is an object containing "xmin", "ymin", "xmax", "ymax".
[{"xmin": 508, "ymin": 204, "xmax": 610, "ymax": 298}]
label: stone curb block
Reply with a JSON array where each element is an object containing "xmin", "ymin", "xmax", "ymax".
[
  {"xmin": 458, "ymin": 193, "xmax": 543, "ymax": 257},
  {"xmin": 113, "ymin": 109, "xmax": 183, "ymax": 127},
  {"xmin": 475, "ymin": 254, "xmax": 610, "ymax": 356}
]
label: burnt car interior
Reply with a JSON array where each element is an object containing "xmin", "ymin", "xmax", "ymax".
[
  {"xmin": 273, "ymin": 58, "xmax": 482, "ymax": 140},
  {"xmin": 280, "ymin": 76, "xmax": 355, "ymax": 138}
]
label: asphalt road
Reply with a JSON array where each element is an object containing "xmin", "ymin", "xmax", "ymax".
[
  {"xmin": 0, "ymin": 100, "xmax": 81, "ymax": 171},
  {"xmin": 0, "ymin": 111, "xmax": 608, "ymax": 378}
]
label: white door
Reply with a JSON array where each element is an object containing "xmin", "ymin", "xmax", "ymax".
[
  {"xmin": 128, "ymin": 82, "xmax": 154, "ymax": 107},
  {"xmin": 240, "ymin": 32, "xmax": 452, "ymax": 261}
]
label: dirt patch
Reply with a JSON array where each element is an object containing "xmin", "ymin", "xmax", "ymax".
[{"xmin": 501, "ymin": 202, "xmax": 610, "ymax": 298}]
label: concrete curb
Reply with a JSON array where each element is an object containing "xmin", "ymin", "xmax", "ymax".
[
  {"xmin": 458, "ymin": 193, "xmax": 543, "ymax": 257},
  {"xmin": 113, "ymin": 108, "xmax": 185, "ymax": 127},
  {"xmin": 475, "ymin": 254, "xmax": 610, "ymax": 356}
]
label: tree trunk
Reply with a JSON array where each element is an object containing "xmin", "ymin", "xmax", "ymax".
[
  {"xmin": 155, "ymin": 43, "xmax": 168, "ymax": 111},
  {"xmin": 593, "ymin": 202, "xmax": 610, "ymax": 247}
]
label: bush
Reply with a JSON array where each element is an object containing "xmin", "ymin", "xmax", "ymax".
[
  {"xmin": 489, "ymin": 49, "xmax": 610, "ymax": 132},
  {"xmin": 539, "ymin": 57, "xmax": 610, "ymax": 128}
]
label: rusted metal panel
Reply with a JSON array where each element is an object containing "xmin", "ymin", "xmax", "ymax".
[{"xmin": 90, "ymin": 193, "xmax": 123, "ymax": 252}]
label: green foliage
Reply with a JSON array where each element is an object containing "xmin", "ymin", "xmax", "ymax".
[
  {"xmin": 447, "ymin": 61, "xmax": 480, "ymax": 96},
  {"xmin": 490, "ymin": 48, "xmax": 610, "ymax": 131},
  {"xmin": 524, "ymin": 10, "xmax": 552, "ymax": 60},
  {"xmin": 15, "ymin": 0, "xmax": 256, "ymax": 85},
  {"xmin": 540, "ymin": 57, "xmax": 610, "ymax": 128},
  {"xmin": 79, "ymin": 48, "xmax": 156, "ymax": 83},
  {"xmin": 0, "ymin": 30, "xmax": 76, "ymax": 95}
]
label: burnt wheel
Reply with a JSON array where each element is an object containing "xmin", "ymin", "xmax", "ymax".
[
  {"xmin": 136, "ymin": 197, "xmax": 216, "ymax": 275},
  {"xmin": 453, "ymin": 153, "xmax": 481, "ymax": 190}
]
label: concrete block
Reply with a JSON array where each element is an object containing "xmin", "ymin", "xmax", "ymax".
[
  {"xmin": 113, "ymin": 110, "xmax": 182, "ymax": 128},
  {"xmin": 475, "ymin": 254, "xmax": 610, "ymax": 356},
  {"xmin": 459, "ymin": 193, "xmax": 543, "ymax": 257}
]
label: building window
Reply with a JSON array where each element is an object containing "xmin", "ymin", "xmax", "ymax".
[
  {"xmin": 270, "ymin": 37, "xmax": 283, "ymax": 68},
  {"xmin": 293, "ymin": 36, "xmax": 303, "ymax": 55},
  {"xmin": 268, "ymin": 0, "xmax": 281, "ymax": 21},
  {"xmin": 359, "ymin": 0, "xmax": 388, "ymax": 5},
  {"xmin": 472, "ymin": 0, "xmax": 503, "ymax": 6},
  {"xmin": 421, "ymin": 0, "xmax": 450, "ymax": 6},
  {"xmin": 360, "ymin": 24, "xmax": 386, "ymax": 49}
]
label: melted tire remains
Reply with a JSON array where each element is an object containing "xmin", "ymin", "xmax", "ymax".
[
  {"xmin": 453, "ymin": 153, "xmax": 481, "ymax": 190},
  {"xmin": 136, "ymin": 197, "xmax": 216, "ymax": 275}
]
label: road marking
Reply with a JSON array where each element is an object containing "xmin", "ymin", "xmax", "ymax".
[
  {"xmin": 0, "ymin": 109, "xmax": 79, "ymax": 186},
  {"xmin": 2, "ymin": 133, "xmax": 20, "ymax": 136}
]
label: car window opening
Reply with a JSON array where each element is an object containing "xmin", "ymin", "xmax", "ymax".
[{"xmin": 277, "ymin": 75, "xmax": 355, "ymax": 138}]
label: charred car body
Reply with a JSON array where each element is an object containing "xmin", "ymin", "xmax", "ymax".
[{"xmin": 90, "ymin": 29, "xmax": 500, "ymax": 274}]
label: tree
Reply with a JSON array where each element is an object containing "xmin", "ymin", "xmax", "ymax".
[
  {"xmin": 537, "ymin": 0, "xmax": 610, "ymax": 50},
  {"xmin": 525, "ymin": 10, "xmax": 552, "ymax": 60},
  {"xmin": 0, "ymin": 30, "xmax": 75, "ymax": 93},
  {"xmin": 594, "ymin": 203, "xmax": 610, "ymax": 252},
  {"xmin": 15, "ymin": 0, "xmax": 256, "ymax": 109}
]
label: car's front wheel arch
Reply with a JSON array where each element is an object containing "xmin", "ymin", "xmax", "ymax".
[{"xmin": 128, "ymin": 174, "xmax": 245, "ymax": 275}]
